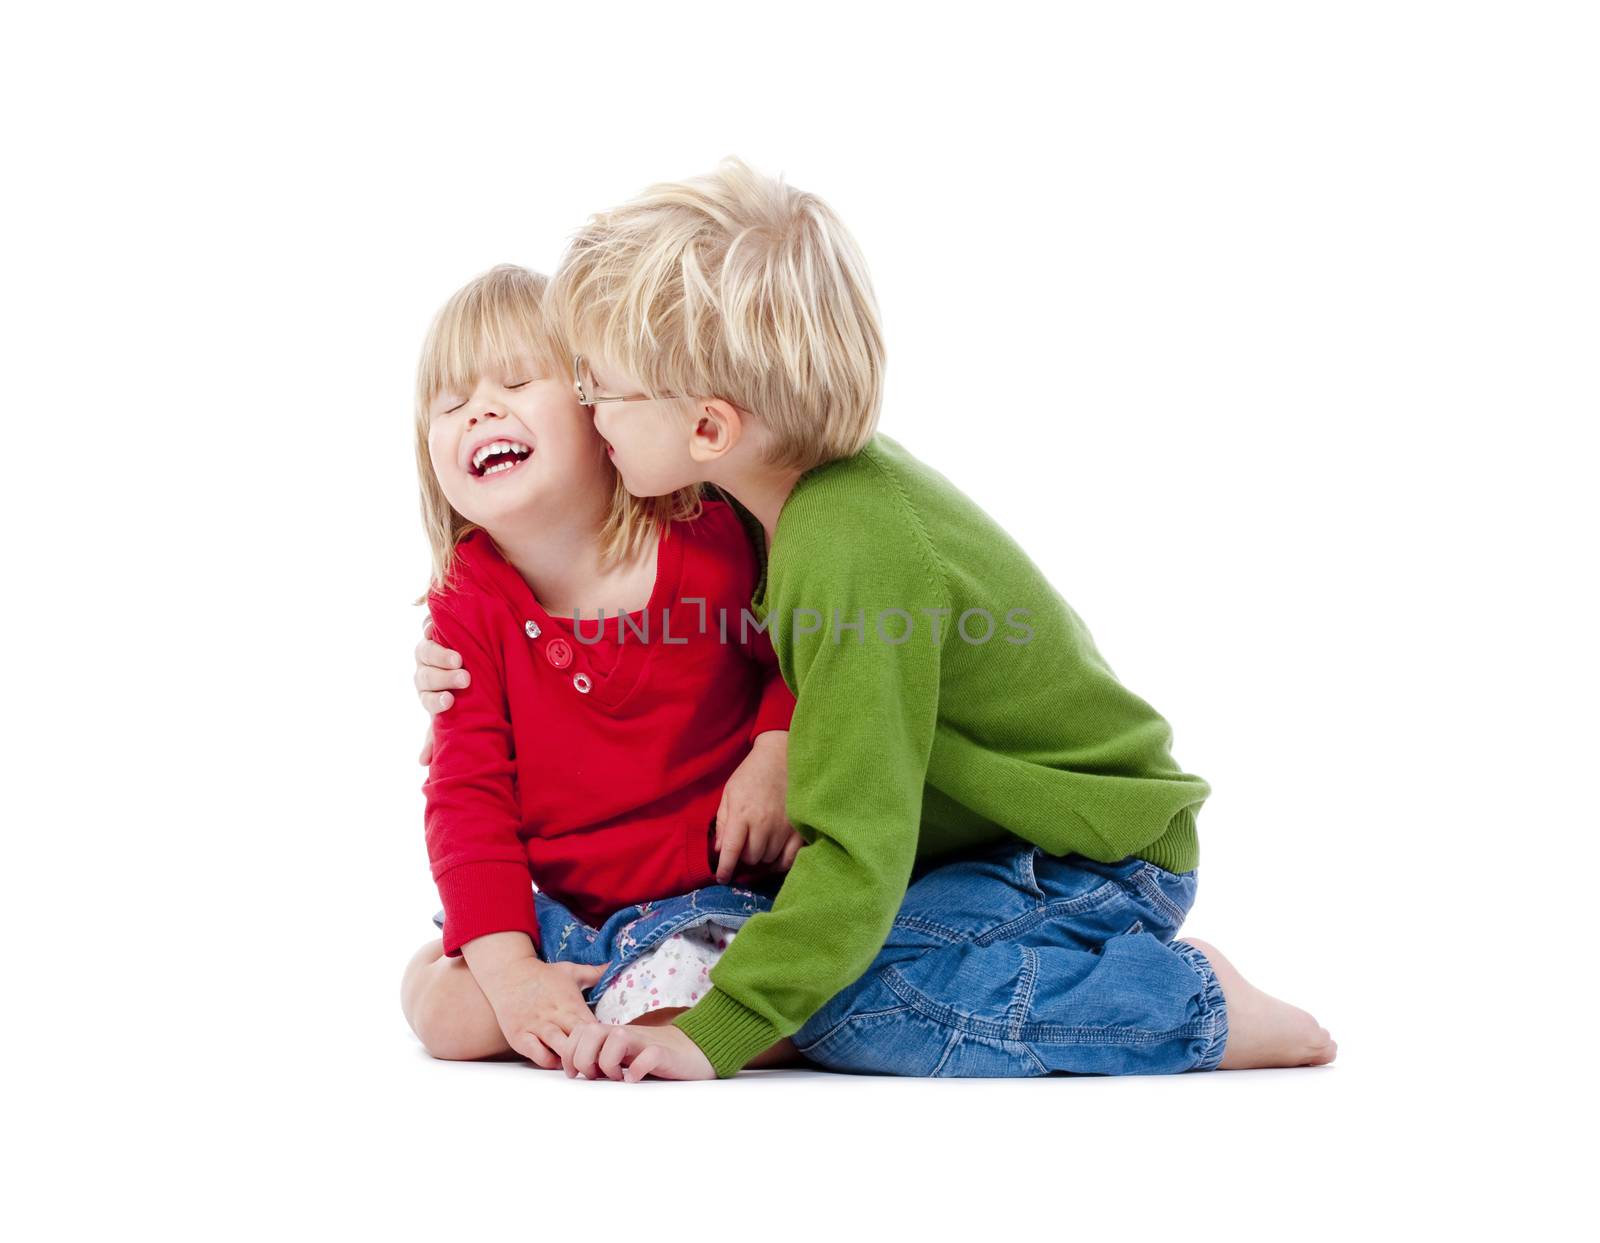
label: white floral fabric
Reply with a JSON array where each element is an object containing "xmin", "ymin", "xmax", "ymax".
[{"xmin": 591, "ymin": 921, "xmax": 739, "ymax": 1025}]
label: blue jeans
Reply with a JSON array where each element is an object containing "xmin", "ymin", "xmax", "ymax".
[
  {"xmin": 436, "ymin": 841, "xmax": 1227, "ymax": 1076},
  {"xmin": 789, "ymin": 842, "xmax": 1228, "ymax": 1076},
  {"xmin": 432, "ymin": 878, "xmax": 782, "ymax": 1004}
]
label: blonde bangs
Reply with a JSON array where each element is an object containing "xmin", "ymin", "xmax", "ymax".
[
  {"xmin": 414, "ymin": 264, "xmax": 700, "ymax": 599},
  {"xmin": 546, "ymin": 157, "xmax": 886, "ymax": 474},
  {"xmin": 415, "ymin": 266, "xmax": 561, "ymax": 416}
]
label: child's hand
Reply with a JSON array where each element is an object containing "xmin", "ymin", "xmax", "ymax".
[
  {"xmin": 473, "ymin": 955, "xmax": 608, "ymax": 1069},
  {"xmin": 561, "ymin": 1020, "xmax": 718, "ymax": 1082},
  {"xmin": 416, "ymin": 615, "xmax": 469, "ymax": 713},
  {"xmin": 416, "ymin": 614, "xmax": 468, "ymax": 765},
  {"xmin": 714, "ymin": 730, "xmax": 803, "ymax": 883}
]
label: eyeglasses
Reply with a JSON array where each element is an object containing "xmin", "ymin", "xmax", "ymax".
[{"xmin": 572, "ymin": 354, "xmax": 683, "ymax": 406}]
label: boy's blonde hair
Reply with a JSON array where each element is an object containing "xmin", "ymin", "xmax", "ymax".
[
  {"xmin": 414, "ymin": 264, "xmax": 699, "ymax": 592},
  {"xmin": 548, "ymin": 157, "xmax": 886, "ymax": 473}
]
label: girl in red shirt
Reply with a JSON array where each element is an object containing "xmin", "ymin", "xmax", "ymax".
[{"xmin": 399, "ymin": 266, "xmax": 798, "ymax": 1069}]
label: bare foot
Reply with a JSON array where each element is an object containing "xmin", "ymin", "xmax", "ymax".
[{"xmin": 1183, "ymin": 937, "xmax": 1337, "ymax": 1070}]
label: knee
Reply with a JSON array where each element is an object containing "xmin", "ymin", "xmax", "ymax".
[
  {"xmin": 413, "ymin": 999, "xmax": 500, "ymax": 1061},
  {"xmin": 401, "ymin": 943, "xmax": 502, "ymax": 1061}
]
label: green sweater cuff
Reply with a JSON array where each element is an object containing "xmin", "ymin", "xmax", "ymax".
[
  {"xmin": 1137, "ymin": 804, "xmax": 1201, "ymax": 873},
  {"xmin": 671, "ymin": 989, "xmax": 784, "ymax": 1078}
]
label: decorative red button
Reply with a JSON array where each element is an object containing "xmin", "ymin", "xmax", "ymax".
[{"xmin": 545, "ymin": 639, "xmax": 573, "ymax": 670}]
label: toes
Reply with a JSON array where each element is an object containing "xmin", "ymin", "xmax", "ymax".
[{"xmin": 1308, "ymin": 1028, "xmax": 1338, "ymax": 1065}]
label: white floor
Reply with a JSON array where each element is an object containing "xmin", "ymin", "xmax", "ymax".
[{"xmin": 21, "ymin": 1018, "xmax": 1572, "ymax": 1240}]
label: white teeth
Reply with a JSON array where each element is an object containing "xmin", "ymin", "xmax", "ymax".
[{"xmin": 471, "ymin": 440, "xmax": 531, "ymax": 473}]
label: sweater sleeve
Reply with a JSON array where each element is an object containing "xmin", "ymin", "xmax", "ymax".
[
  {"xmin": 673, "ymin": 494, "xmax": 948, "ymax": 1075},
  {"xmin": 422, "ymin": 599, "xmax": 539, "ymax": 957}
]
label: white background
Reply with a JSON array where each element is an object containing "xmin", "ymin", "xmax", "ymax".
[{"xmin": 5, "ymin": 1, "xmax": 1594, "ymax": 1238}]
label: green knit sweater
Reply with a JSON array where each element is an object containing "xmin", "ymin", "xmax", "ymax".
[{"xmin": 672, "ymin": 434, "xmax": 1211, "ymax": 1076}]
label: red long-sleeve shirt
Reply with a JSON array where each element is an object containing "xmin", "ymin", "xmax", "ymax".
[{"xmin": 423, "ymin": 500, "xmax": 795, "ymax": 956}]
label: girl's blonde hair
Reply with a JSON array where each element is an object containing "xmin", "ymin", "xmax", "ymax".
[
  {"xmin": 547, "ymin": 157, "xmax": 886, "ymax": 474},
  {"xmin": 414, "ymin": 264, "xmax": 700, "ymax": 593}
]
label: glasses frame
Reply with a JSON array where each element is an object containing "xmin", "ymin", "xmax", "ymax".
[{"xmin": 572, "ymin": 354, "xmax": 683, "ymax": 406}]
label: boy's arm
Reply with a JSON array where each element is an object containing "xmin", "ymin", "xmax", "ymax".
[
  {"xmin": 423, "ymin": 601, "xmax": 541, "ymax": 958},
  {"xmin": 673, "ymin": 526, "xmax": 948, "ymax": 1076}
]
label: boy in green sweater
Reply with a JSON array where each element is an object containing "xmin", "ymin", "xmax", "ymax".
[{"xmin": 418, "ymin": 159, "xmax": 1337, "ymax": 1081}]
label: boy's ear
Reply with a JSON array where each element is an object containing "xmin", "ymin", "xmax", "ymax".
[{"xmin": 686, "ymin": 398, "xmax": 746, "ymax": 464}]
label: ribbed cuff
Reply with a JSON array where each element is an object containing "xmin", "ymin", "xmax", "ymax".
[
  {"xmin": 671, "ymin": 989, "xmax": 785, "ymax": 1078},
  {"xmin": 1139, "ymin": 804, "xmax": 1200, "ymax": 874},
  {"xmin": 435, "ymin": 860, "xmax": 539, "ymax": 957}
]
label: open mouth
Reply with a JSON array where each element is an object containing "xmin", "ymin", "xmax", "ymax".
[{"xmin": 470, "ymin": 439, "xmax": 533, "ymax": 478}]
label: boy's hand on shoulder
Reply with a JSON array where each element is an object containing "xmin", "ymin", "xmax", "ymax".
[
  {"xmin": 561, "ymin": 1020, "xmax": 717, "ymax": 1083},
  {"xmin": 715, "ymin": 730, "xmax": 804, "ymax": 883},
  {"xmin": 415, "ymin": 613, "xmax": 469, "ymax": 765}
]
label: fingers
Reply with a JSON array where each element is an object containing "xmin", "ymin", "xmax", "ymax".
[
  {"xmin": 557, "ymin": 1024, "xmax": 674, "ymax": 1083},
  {"xmin": 415, "ymin": 663, "xmax": 471, "ymax": 694},
  {"xmin": 597, "ymin": 1030, "xmax": 631, "ymax": 1082},
  {"xmin": 415, "ymin": 637, "xmax": 461, "ymax": 670},
  {"xmin": 549, "ymin": 961, "xmax": 608, "ymax": 989},
  {"xmin": 563, "ymin": 1022, "xmax": 611, "ymax": 1080},
  {"xmin": 623, "ymin": 1045, "xmax": 666, "ymax": 1083},
  {"xmin": 544, "ymin": 953, "xmax": 604, "ymax": 1004},
  {"xmin": 419, "ymin": 690, "xmax": 455, "ymax": 716},
  {"xmin": 513, "ymin": 1030, "xmax": 560, "ymax": 1070},
  {"xmin": 535, "ymin": 1022, "xmax": 573, "ymax": 1061},
  {"xmin": 756, "ymin": 827, "xmax": 785, "ymax": 865},
  {"xmin": 422, "ymin": 613, "xmax": 435, "ymax": 640},
  {"xmin": 716, "ymin": 821, "xmax": 748, "ymax": 884},
  {"xmin": 779, "ymin": 832, "xmax": 803, "ymax": 870},
  {"xmin": 418, "ymin": 725, "xmax": 434, "ymax": 767},
  {"xmin": 549, "ymin": 960, "xmax": 607, "ymax": 980}
]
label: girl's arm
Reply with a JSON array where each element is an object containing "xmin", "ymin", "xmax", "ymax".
[
  {"xmin": 742, "ymin": 626, "xmax": 797, "ymax": 741},
  {"xmin": 421, "ymin": 601, "xmax": 538, "ymax": 958},
  {"xmin": 421, "ymin": 601, "xmax": 602, "ymax": 1064}
]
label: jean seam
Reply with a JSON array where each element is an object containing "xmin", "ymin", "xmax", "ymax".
[
  {"xmin": 971, "ymin": 879, "xmax": 1124, "ymax": 947},
  {"xmin": 929, "ymin": 1026, "xmax": 964, "ymax": 1076},
  {"xmin": 880, "ymin": 963, "xmax": 1213, "ymax": 1047},
  {"xmin": 791, "ymin": 1002, "xmax": 912, "ymax": 1056},
  {"xmin": 891, "ymin": 914, "xmax": 969, "ymax": 943},
  {"xmin": 1007, "ymin": 945, "xmax": 1040, "ymax": 1041},
  {"xmin": 1019, "ymin": 847, "xmax": 1045, "ymax": 899},
  {"xmin": 1127, "ymin": 864, "xmax": 1190, "ymax": 928}
]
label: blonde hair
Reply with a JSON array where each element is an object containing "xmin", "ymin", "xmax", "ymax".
[
  {"xmin": 547, "ymin": 157, "xmax": 886, "ymax": 473},
  {"xmin": 414, "ymin": 264, "xmax": 699, "ymax": 594}
]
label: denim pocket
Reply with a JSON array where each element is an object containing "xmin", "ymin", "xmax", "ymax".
[
  {"xmin": 1119, "ymin": 862, "xmax": 1196, "ymax": 936},
  {"xmin": 793, "ymin": 998, "xmax": 935, "ymax": 1075}
]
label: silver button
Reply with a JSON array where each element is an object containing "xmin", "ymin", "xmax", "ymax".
[
  {"xmin": 573, "ymin": 673, "xmax": 592, "ymax": 694},
  {"xmin": 524, "ymin": 619, "xmax": 541, "ymax": 639}
]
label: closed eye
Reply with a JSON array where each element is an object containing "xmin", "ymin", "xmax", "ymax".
[
  {"xmin": 443, "ymin": 400, "xmax": 465, "ymax": 415},
  {"xmin": 507, "ymin": 380, "xmax": 530, "ymax": 390}
]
